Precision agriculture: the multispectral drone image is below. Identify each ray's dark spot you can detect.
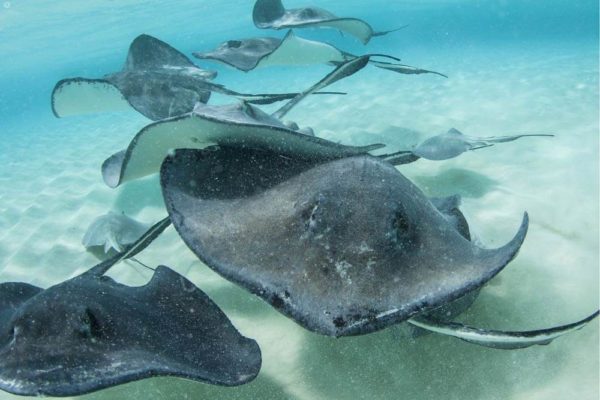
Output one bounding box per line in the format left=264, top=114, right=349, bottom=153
left=333, top=316, right=346, bottom=328
left=226, top=40, right=242, bottom=48
left=271, top=294, right=284, bottom=309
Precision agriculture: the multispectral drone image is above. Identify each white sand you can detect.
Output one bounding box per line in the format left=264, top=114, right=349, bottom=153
left=0, top=43, right=597, bottom=400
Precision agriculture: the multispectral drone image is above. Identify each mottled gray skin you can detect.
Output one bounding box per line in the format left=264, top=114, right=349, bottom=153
left=194, top=37, right=283, bottom=72
left=253, top=0, right=337, bottom=29
left=194, top=32, right=446, bottom=77
left=394, top=195, right=480, bottom=338
left=51, top=34, right=217, bottom=121
left=161, top=148, right=528, bottom=337
left=104, top=34, right=218, bottom=120
left=0, top=266, right=261, bottom=397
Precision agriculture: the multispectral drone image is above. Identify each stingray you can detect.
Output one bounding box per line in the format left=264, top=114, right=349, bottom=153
left=51, top=34, right=339, bottom=121
left=82, top=211, right=151, bottom=254
left=252, top=0, right=405, bottom=44
left=411, top=128, right=555, bottom=161
left=0, top=219, right=261, bottom=397
left=160, top=146, right=598, bottom=347
left=100, top=55, right=387, bottom=188
left=379, top=128, right=555, bottom=165
left=194, top=30, right=446, bottom=77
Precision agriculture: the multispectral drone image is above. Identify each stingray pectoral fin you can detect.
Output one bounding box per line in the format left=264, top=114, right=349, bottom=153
left=309, top=18, right=374, bottom=44
left=51, top=78, right=133, bottom=118
left=408, top=311, right=599, bottom=349
left=475, top=213, right=529, bottom=283
left=105, top=233, right=123, bottom=253
left=101, top=115, right=222, bottom=188
left=101, top=149, right=127, bottom=188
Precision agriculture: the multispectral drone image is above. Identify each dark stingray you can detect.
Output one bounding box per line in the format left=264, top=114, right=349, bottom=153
left=100, top=55, right=386, bottom=188
left=51, top=34, right=338, bottom=121
left=160, top=147, right=528, bottom=336
left=194, top=30, right=446, bottom=77
left=252, top=0, right=405, bottom=44
left=160, top=146, right=598, bottom=347
left=0, top=219, right=261, bottom=397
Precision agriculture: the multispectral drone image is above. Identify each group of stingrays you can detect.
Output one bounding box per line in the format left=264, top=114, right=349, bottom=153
left=1, top=0, right=598, bottom=397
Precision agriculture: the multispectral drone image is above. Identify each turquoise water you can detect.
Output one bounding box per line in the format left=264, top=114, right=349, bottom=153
left=0, top=1, right=598, bottom=399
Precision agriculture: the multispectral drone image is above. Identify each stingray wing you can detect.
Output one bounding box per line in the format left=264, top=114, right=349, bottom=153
left=101, top=103, right=383, bottom=188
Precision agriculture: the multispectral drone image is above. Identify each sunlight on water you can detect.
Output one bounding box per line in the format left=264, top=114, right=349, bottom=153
left=0, top=1, right=598, bottom=399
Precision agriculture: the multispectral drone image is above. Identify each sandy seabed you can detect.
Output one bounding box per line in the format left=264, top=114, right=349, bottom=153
left=0, top=42, right=598, bottom=400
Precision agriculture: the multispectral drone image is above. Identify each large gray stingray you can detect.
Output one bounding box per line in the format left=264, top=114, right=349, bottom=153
left=160, top=146, right=598, bottom=347
left=51, top=34, right=336, bottom=121
left=0, top=219, right=261, bottom=397
left=194, top=30, right=446, bottom=77
left=82, top=211, right=151, bottom=254
left=100, top=55, right=387, bottom=188
left=252, top=0, right=405, bottom=44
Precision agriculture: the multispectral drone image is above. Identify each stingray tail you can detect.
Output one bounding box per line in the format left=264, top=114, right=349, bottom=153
left=370, top=61, right=448, bottom=78
left=408, top=310, right=599, bottom=349
left=478, top=134, right=555, bottom=144
left=213, top=83, right=347, bottom=105
left=86, top=217, right=171, bottom=277
left=271, top=55, right=400, bottom=120
left=377, top=150, right=421, bottom=165
left=238, top=92, right=347, bottom=105
left=372, top=24, right=410, bottom=38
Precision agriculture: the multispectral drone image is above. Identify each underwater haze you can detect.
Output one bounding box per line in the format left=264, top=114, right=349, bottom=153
left=0, top=0, right=598, bottom=399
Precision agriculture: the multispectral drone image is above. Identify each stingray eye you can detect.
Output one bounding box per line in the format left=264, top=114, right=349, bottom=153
left=300, top=8, right=317, bottom=18
left=226, top=40, right=242, bottom=48
left=8, top=326, right=16, bottom=342
left=77, top=308, right=101, bottom=339
left=300, top=194, right=325, bottom=233
left=390, top=208, right=413, bottom=246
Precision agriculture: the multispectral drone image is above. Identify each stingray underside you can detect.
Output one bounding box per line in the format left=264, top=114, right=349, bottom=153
left=101, top=101, right=383, bottom=188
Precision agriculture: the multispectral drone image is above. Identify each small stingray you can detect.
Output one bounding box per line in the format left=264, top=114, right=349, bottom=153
left=412, top=128, right=554, bottom=161
left=252, top=0, right=405, bottom=44
left=161, top=146, right=597, bottom=347
left=101, top=56, right=386, bottom=188
left=194, top=30, right=446, bottom=77
left=51, top=34, right=338, bottom=121
left=0, top=220, right=261, bottom=397
left=82, top=211, right=151, bottom=254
